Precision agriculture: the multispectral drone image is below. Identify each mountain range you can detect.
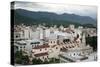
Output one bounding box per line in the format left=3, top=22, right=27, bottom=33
left=12, top=9, right=97, bottom=27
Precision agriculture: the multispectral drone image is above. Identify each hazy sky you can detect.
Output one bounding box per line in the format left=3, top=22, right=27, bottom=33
left=13, top=1, right=97, bottom=19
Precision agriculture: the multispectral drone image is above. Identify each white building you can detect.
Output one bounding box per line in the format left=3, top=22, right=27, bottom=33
left=69, top=24, right=75, bottom=30
left=14, top=24, right=96, bottom=62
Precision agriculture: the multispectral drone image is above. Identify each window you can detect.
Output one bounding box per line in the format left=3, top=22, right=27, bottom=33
left=74, top=53, right=75, bottom=56
left=16, top=35, right=19, bottom=38
left=20, top=46, right=22, bottom=48
left=51, top=41, right=52, bottom=43
left=40, top=49, right=42, bottom=51
left=54, top=41, right=55, bottom=43
left=56, top=47, right=58, bottom=49
left=47, top=56, right=48, bottom=58
left=24, top=46, right=25, bottom=48
left=30, top=42, right=34, bottom=44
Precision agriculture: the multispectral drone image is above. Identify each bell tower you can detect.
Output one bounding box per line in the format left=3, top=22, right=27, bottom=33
left=82, top=33, right=86, bottom=46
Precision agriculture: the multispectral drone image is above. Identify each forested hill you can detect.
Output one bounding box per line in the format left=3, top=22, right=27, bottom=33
left=12, top=9, right=97, bottom=28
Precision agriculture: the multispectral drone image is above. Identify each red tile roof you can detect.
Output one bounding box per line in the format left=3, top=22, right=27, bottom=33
left=60, top=47, right=67, bottom=52
left=33, top=44, right=49, bottom=49
left=34, top=52, right=48, bottom=57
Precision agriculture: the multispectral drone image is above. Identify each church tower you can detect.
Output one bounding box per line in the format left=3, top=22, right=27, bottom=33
left=82, top=33, right=86, bottom=46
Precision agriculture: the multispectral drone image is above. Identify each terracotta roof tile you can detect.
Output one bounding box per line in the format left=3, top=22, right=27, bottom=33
left=33, top=44, right=49, bottom=49
left=34, top=52, right=48, bottom=57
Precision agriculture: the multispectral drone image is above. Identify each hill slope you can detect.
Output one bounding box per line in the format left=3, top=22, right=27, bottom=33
left=12, top=9, right=97, bottom=27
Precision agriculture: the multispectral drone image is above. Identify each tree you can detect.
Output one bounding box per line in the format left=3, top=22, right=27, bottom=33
left=15, top=50, right=23, bottom=64
left=15, top=50, right=30, bottom=64
left=86, top=36, right=97, bottom=51
left=21, top=55, right=30, bottom=65
left=32, top=58, right=43, bottom=64
left=43, top=59, right=49, bottom=64
left=49, top=58, right=60, bottom=63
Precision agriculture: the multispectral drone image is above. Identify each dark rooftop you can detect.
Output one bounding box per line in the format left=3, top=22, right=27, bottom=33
left=34, top=52, right=48, bottom=57
left=33, top=44, right=49, bottom=49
